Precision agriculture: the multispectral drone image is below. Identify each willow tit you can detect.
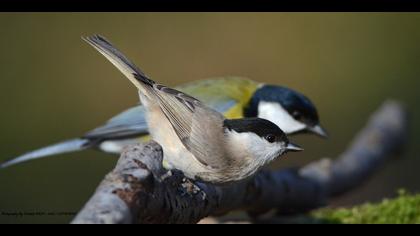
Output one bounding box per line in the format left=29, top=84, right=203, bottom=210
left=78, top=35, right=303, bottom=183
left=1, top=46, right=326, bottom=170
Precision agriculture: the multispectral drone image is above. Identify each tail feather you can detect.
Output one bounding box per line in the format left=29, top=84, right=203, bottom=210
left=82, top=35, right=155, bottom=92
left=0, top=139, right=90, bottom=169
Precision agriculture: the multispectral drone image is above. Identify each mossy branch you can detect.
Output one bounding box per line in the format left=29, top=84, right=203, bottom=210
left=247, top=190, right=420, bottom=224
left=312, top=190, right=420, bottom=224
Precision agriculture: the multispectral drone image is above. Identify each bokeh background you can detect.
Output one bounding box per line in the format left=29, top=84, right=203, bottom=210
left=0, top=13, right=419, bottom=223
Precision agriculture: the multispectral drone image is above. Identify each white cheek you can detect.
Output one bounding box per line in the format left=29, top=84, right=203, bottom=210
left=227, top=131, right=283, bottom=164
left=258, top=102, right=306, bottom=134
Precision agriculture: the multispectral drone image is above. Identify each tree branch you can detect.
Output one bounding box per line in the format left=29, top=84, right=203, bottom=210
left=71, top=100, right=408, bottom=224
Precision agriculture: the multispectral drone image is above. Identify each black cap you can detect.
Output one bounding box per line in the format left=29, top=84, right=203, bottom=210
left=224, top=118, right=288, bottom=143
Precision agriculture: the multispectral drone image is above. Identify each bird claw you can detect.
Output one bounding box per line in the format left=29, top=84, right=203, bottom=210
left=159, top=169, right=206, bottom=200
left=181, top=178, right=201, bottom=194
left=179, top=180, right=207, bottom=200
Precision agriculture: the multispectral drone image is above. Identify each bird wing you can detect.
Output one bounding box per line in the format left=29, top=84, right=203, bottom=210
left=83, top=77, right=247, bottom=141
left=83, top=98, right=237, bottom=141
left=84, top=35, right=227, bottom=168
left=83, top=106, right=149, bottom=140
left=154, top=84, right=228, bottom=168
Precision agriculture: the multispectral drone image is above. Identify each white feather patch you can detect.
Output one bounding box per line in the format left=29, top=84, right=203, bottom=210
left=258, top=101, right=306, bottom=134
left=99, top=139, right=140, bottom=154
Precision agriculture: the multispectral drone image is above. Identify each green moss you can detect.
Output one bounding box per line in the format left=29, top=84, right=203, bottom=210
left=311, top=190, right=420, bottom=224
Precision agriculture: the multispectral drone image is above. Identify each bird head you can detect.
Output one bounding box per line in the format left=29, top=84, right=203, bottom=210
left=245, top=85, right=328, bottom=138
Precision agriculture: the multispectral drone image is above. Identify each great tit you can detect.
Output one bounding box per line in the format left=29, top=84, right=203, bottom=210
left=0, top=39, right=326, bottom=170
left=82, top=35, right=303, bottom=183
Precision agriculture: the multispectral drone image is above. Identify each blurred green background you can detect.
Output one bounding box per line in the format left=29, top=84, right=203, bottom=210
left=0, top=13, right=419, bottom=224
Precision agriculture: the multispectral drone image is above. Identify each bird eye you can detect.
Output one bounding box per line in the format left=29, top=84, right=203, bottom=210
left=292, top=111, right=302, bottom=120
left=265, top=134, right=276, bottom=143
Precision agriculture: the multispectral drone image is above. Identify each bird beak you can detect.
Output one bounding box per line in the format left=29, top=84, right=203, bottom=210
left=309, top=125, right=329, bottom=138
left=286, top=142, right=304, bottom=152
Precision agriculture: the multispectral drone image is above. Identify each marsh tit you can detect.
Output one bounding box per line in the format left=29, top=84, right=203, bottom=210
left=80, top=35, right=303, bottom=183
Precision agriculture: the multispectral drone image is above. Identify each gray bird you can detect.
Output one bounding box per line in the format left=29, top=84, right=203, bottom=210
left=81, top=35, right=303, bottom=184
